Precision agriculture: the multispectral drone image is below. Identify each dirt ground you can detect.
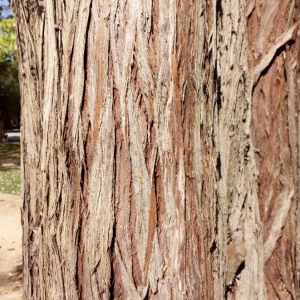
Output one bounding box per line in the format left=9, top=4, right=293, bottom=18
left=0, top=193, right=23, bottom=300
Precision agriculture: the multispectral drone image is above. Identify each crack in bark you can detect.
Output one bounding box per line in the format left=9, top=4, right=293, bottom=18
left=143, top=147, right=158, bottom=284
left=225, top=260, right=245, bottom=299
left=115, top=242, right=143, bottom=300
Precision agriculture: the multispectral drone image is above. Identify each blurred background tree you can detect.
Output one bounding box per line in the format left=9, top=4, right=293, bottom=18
left=0, top=0, right=20, bottom=129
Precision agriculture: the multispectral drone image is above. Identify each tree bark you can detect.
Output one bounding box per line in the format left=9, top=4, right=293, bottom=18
left=13, top=0, right=299, bottom=299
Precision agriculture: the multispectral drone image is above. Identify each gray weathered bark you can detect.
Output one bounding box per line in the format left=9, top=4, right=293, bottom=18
left=13, top=0, right=299, bottom=299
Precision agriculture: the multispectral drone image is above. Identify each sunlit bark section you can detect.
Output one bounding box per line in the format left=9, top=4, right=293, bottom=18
left=13, top=0, right=299, bottom=299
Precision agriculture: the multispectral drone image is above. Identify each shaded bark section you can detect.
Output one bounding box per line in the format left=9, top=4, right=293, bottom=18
left=248, top=0, right=300, bottom=298
left=13, top=0, right=299, bottom=299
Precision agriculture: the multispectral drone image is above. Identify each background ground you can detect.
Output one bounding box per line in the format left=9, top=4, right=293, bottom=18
left=0, top=142, right=20, bottom=195
left=0, top=193, right=22, bottom=300
left=0, top=137, right=22, bottom=299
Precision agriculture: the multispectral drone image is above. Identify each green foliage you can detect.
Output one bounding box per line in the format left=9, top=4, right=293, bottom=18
left=0, top=18, right=17, bottom=61
left=0, top=58, right=19, bottom=95
left=0, top=15, right=19, bottom=127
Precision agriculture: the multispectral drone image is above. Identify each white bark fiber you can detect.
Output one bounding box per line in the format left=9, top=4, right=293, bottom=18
left=13, top=0, right=300, bottom=299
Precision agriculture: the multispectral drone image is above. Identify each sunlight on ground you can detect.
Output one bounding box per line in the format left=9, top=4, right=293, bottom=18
left=0, top=169, right=21, bottom=195
left=0, top=142, right=21, bottom=195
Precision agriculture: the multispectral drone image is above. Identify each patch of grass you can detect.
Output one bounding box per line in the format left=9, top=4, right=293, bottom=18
left=0, top=142, right=21, bottom=195
left=0, top=142, right=20, bottom=160
left=0, top=169, right=21, bottom=195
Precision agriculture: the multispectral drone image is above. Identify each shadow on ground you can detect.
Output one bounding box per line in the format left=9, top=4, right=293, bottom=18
left=0, top=264, right=23, bottom=293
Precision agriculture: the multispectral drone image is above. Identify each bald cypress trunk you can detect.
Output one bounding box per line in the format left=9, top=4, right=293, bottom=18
left=13, top=0, right=300, bottom=299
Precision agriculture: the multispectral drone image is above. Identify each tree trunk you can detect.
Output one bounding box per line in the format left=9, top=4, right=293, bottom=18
left=13, top=0, right=299, bottom=299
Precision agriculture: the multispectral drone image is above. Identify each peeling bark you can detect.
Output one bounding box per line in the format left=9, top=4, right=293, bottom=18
left=12, top=0, right=300, bottom=299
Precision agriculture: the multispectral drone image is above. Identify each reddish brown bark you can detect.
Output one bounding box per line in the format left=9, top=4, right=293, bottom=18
left=248, top=1, right=300, bottom=298
left=12, top=0, right=300, bottom=299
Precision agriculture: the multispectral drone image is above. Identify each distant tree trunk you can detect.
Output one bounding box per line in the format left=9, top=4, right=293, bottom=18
left=13, top=0, right=299, bottom=299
